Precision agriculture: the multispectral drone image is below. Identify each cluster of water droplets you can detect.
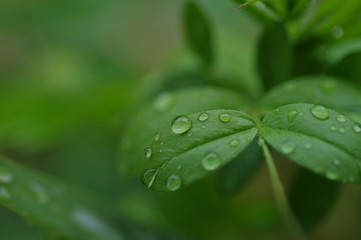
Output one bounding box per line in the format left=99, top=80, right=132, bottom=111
left=142, top=111, right=239, bottom=190
left=279, top=104, right=361, bottom=181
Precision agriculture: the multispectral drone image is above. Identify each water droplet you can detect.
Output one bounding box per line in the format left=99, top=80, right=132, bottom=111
left=154, top=134, right=160, bottom=141
left=219, top=113, right=231, bottom=123
left=304, top=143, right=312, bottom=149
left=281, top=140, right=296, bottom=154
left=288, top=110, right=298, bottom=123
left=339, top=127, right=345, bottom=133
left=202, top=152, right=221, bottom=171
left=299, top=111, right=305, bottom=116
left=0, top=168, right=13, bottom=183
left=353, top=123, right=361, bottom=133
left=330, top=125, right=337, bottom=131
left=142, top=169, right=158, bottom=188
left=336, top=114, right=347, bottom=123
left=72, top=207, right=123, bottom=239
left=30, top=182, right=48, bottom=204
left=187, top=133, right=192, bottom=137
left=198, top=112, right=209, bottom=122
left=246, top=137, right=251, bottom=143
left=331, top=26, right=344, bottom=39
left=310, top=105, right=329, bottom=120
left=285, top=83, right=295, bottom=91
left=160, top=141, right=164, bottom=145
left=230, top=139, right=240, bottom=147
left=166, top=175, right=182, bottom=191
left=171, top=116, right=192, bottom=134
left=0, top=187, right=10, bottom=200
left=257, top=138, right=265, bottom=146
left=153, top=92, right=174, bottom=112
left=333, top=159, right=340, bottom=166
left=322, top=79, right=337, bottom=92
left=201, top=125, right=206, bottom=129
left=144, top=147, right=152, bottom=159
left=326, top=170, right=338, bottom=180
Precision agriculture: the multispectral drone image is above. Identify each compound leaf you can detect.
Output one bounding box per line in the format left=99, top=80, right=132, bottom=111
left=261, top=103, right=361, bottom=183
left=119, top=87, right=247, bottom=176
left=142, top=110, right=257, bottom=191
left=262, top=76, right=361, bottom=111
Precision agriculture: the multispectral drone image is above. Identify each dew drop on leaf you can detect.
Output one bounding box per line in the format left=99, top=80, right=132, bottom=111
left=326, top=169, right=338, bottom=180
left=288, top=110, right=298, bottom=123
left=0, top=187, right=11, bottom=200
left=330, top=125, right=337, bottom=132
left=153, top=92, right=174, bottom=112
left=219, top=113, right=231, bottom=123
left=339, top=127, right=345, bottom=133
left=202, top=152, right=221, bottom=171
left=333, top=159, right=340, bottom=166
left=0, top=168, right=13, bottom=184
left=281, top=140, right=296, bottom=154
left=171, top=116, right=192, bottom=134
left=198, top=112, right=209, bottom=122
left=353, top=124, right=361, bottom=133
left=154, top=134, right=160, bottom=141
left=166, top=175, right=182, bottom=191
left=71, top=207, right=123, bottom=239
left=230, top=139, right=240, bottom=147
left=322, top=79, right=337, bottom=92
left=304, top=143, right=312, bottom=149
left=142, top=169, right=158, bottom=188
left=144, top=147, right=152, bottom=159
left=30, top=182, right=48, bottom=204
left=336, top=114, right=347, bottom=123
left=310, top=105, right=329, bottom=120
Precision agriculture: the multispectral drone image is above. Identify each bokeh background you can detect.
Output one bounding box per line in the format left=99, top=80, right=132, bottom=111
left=0, top=0, right=361, bottom=239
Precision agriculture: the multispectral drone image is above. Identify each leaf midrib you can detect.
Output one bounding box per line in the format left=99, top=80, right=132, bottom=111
left=261, top=126, right=358, bottom=160
left=156, top=126, right=258, bottom=173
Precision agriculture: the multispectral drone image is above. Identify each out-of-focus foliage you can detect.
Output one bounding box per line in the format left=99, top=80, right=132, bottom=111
left=0, top=0, right=361, bottom=240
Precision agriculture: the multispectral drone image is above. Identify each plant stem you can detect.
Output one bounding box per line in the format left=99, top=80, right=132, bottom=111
left=260, top=138, right=308, bottom=240
left=235, top=0, right=259, bottom=10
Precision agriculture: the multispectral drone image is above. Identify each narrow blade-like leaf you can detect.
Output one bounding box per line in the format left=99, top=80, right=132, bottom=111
left=257, top=22, right=292, bottom=90
left=289, top=167, right=341, bottom=232
left=261, top=103, right=361, bottom=183
left=142, top=110, right=257, bottom=191
left=183, top=1, right=213, bottom=66
left=218, top=139, right=263, bottom=196
left=0, top=156, right=123, bottom=240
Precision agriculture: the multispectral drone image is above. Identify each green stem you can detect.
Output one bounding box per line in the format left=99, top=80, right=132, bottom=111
left=235, top=0, right=259, bottom=10
left=260, top=138, right=308, bottom=240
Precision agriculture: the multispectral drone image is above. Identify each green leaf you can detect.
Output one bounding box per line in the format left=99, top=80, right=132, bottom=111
left=183, top=1, right=213, bottom=66
left=261, top=76, right=361, bottom=111
left=119, top=87, right=247, bottom=176
left=289, top=168, right=340, bottom=232
left=142, top=109, right=258, bottom=191
left=257, top=23, right=292, bottom=90
left=261, top=103, right=361, bottom=183
left=218, top=138, right=263, bottom=196
left=0, top=156, right=123, bottom=240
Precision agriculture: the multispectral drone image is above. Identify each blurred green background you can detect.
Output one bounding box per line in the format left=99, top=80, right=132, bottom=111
left=0, top=0, right=361, bottom=239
